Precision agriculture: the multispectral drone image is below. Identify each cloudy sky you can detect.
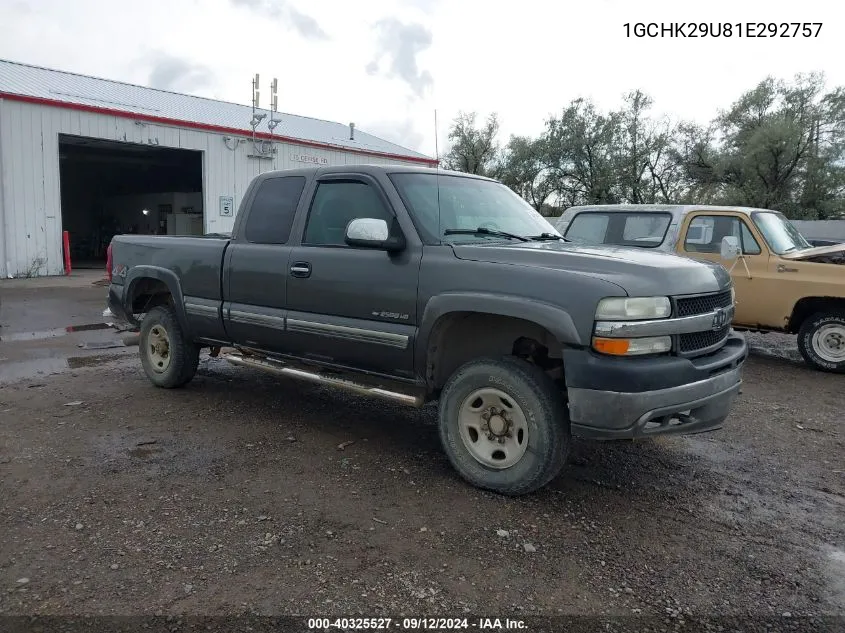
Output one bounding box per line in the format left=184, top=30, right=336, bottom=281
left=1, top=0, right=843, bottom=158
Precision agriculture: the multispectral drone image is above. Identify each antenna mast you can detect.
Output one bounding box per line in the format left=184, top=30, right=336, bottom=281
left=434, top=109, right=440, bottom=169
left=268, top=77, right=281, bottom=136
left=434, top=109, right=442, bottom=238
left=250, top=73, right=267, bottom=143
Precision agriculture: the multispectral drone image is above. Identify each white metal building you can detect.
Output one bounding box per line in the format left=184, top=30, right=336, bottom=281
left=0, top=59, right=436, bottom=278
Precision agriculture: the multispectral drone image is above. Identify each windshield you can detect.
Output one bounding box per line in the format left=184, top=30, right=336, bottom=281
left=563, top=212, right=672, bottom=248
left=389, top=172, right=559, bottom=243
left=751, top=212, right=811, bottom=254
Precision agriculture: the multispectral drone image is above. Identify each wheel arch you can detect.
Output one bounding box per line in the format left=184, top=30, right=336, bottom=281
left=787, top=296, right=845, bottom=333
left=124, top=266, right=189, bottom=334
left=416, top=293, right=581, bottom=390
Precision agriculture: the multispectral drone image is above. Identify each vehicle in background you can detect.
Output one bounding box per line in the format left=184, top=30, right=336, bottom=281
left=554, top=205, right=845, bottom=373
left=789, top=219, right=845, bottom=248
left=105, top=168, right=748, bottom=496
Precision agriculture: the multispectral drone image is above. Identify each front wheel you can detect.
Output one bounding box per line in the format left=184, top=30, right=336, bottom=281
left=438, top=357, right=570, bottom=496
left=139, top=305, right=200, bottom=388
left=797, top=311, right=845, bottom=374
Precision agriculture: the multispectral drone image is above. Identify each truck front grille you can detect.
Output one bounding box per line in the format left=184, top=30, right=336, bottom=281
left=675, top=289, right=732, bottom=317
left=673, top=289, right=733, bottom=356
left=679, top=325, right=731, bottom=354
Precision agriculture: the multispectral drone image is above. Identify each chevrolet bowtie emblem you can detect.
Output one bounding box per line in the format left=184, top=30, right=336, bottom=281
left=712, top=308, right=728, bottom=330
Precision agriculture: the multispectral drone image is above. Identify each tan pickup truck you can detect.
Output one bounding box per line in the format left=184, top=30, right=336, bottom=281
left=554, top=204, right=845, bottom=373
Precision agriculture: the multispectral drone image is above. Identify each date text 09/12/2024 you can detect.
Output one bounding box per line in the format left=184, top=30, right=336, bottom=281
left=624, top=22, right=823, bottom=38
left=307, top=618, right=526, bottom=630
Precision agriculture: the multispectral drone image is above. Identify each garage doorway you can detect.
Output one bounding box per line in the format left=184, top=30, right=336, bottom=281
left=58, top=135, right=204, bottom=269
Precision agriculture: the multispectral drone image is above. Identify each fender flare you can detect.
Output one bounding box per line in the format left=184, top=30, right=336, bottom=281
left=123, top=266, right=189, bottom=334
left=415, top=292, right=583, bottom=378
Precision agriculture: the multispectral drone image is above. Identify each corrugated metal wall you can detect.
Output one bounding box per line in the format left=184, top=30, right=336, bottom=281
left=0, top=99, right=423, bottom=277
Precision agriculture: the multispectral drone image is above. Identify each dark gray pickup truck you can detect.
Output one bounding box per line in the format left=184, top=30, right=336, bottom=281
left=106, top=165, right=748, bottom=495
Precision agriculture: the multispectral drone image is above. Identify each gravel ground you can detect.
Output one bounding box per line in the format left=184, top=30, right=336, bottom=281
left=1, top=343, right=843, bottom=627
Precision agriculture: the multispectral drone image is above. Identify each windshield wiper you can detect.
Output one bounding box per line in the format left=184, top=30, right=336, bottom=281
left=526, top=232, right=569, bottom=242
left=442, top=227, right=530, bottom=242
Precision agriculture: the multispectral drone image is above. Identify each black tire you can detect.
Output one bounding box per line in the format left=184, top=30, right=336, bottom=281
left=438, top=356, right=570, bottom=496
left=797, top=311, right=845, bottom=374
left=139, top=304, right=200, bottom=388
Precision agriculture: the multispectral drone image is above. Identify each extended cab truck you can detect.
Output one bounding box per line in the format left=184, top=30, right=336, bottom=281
left=105, top=166, right=748, bottom=496
left=555, top=204, right=845, bottom=373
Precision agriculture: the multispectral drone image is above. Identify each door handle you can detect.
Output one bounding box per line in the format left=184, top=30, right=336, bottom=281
left=777, top=264, right=798, bottom=273
left=290, top=262, right=311, bottom=278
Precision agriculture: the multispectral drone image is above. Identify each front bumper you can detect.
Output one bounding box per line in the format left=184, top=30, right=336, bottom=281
left=566, top=332, right=748, bottom=439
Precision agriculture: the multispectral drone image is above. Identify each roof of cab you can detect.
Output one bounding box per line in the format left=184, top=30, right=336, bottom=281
left=254, top=164, right=499, bottom=181
left=560, top=204, right=777, bottom=218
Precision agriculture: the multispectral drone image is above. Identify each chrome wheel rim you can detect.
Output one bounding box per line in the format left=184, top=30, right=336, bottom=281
left=457, top=387, right=529, bottom=469
left=146, top=324, right=172, bottom=373
left=812, top=323, right=845, bottom=363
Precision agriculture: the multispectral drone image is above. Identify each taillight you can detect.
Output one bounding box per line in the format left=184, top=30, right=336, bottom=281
left=106, top=243, right=113, bottom=282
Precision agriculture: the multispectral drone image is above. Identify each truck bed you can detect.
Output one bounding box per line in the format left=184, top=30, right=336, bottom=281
left=111, top=234, right=230, bottom=302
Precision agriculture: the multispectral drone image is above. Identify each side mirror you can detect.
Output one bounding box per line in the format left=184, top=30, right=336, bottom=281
left=345, top=217, right=405, bottom=252
left=720, top=236, right=741, bottom=260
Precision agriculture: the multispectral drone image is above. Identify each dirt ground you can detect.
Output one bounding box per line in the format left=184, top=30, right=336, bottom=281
left=0, top=276, right=843, bottom=629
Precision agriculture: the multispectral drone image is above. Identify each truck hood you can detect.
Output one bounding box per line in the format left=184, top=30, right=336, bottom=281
left=780, top=243, right=845, bottom=262
left=451, top=241, right=731, bottom=296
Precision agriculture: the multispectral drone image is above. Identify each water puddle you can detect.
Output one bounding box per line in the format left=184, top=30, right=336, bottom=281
left=824, top=547, right=845, bottom=610
left=0, top=322, right=111, bottom=343
left=0, top=353, right=132, bottom=384
left=0, top=357, right=69, bottom=383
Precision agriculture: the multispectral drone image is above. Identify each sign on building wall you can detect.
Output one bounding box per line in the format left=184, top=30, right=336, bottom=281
left=219, top=196, right=234, bottom=217
left=291, top=153, right=329, bottom=165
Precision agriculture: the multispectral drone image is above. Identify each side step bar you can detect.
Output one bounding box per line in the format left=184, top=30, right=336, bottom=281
left=221, top=353, right=425, bottom=408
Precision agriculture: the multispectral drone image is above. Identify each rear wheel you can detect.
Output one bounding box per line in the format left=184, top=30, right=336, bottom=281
left=797, top=311, right=845, bottom=374
left=438, top=356, right=570, bottom=496
left=139, top=305, right=200, bottom=388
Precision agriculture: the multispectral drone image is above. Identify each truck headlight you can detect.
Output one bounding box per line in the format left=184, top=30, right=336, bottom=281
left=592, top=335, right=672, bottom=356
left=595, top=296, right=671, bottom=321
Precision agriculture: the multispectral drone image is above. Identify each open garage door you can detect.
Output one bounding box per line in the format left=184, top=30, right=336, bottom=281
left=58, top=135, right=203, bottom=269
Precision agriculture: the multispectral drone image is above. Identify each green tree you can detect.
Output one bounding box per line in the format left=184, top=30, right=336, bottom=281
left=714, top=73, right=845, bottom=218
left=497, top=135, right=555, bottom=212
left=613, top=89, right=680, bottom=204
left=442, top=111, right=501, bottom=177
left=544, top=98, right=618, bottom=206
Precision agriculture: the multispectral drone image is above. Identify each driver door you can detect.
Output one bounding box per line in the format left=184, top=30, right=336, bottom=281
left=677, top=212, right=779, bottom=328
left=284, top=175, right=421, bottom=379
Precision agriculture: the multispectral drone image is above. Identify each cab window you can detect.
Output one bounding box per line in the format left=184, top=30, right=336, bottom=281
left=684, top=215, right=761, bottom=255
left=564, top=212, right=671, bottom=247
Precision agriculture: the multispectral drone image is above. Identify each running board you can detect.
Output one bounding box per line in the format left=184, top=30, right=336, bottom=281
left=221, top=353, right=425, bottom=408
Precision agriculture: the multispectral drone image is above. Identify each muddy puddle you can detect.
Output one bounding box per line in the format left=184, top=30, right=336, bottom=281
left=0, top=322, right=111, bottom=342
left=0, top=352, right=133, bottom=384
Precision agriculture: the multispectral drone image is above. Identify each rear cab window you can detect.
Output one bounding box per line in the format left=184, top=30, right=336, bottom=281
left=243, top=176, right=307, bottom=244
left=564, top=212, right=672, bottom=248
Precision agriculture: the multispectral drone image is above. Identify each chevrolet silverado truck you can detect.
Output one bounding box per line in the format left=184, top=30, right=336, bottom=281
left=105, top=166, right=748, bottom=495
left=555, top=204, right=845, bottom=373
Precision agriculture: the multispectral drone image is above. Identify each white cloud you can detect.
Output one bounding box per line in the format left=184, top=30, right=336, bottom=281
left=366, top=18, right=434, bottom=99
left=146, top=53, right=216, bottom=92
left=229, top=0, right=329, bottom=40
left=0, top=0, right=842, bottom=158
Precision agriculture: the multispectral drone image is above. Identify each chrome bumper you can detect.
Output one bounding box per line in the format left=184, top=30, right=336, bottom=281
left=594, top=303, right=735, bottom=338
left=568, top=364, right=743, bottom=440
